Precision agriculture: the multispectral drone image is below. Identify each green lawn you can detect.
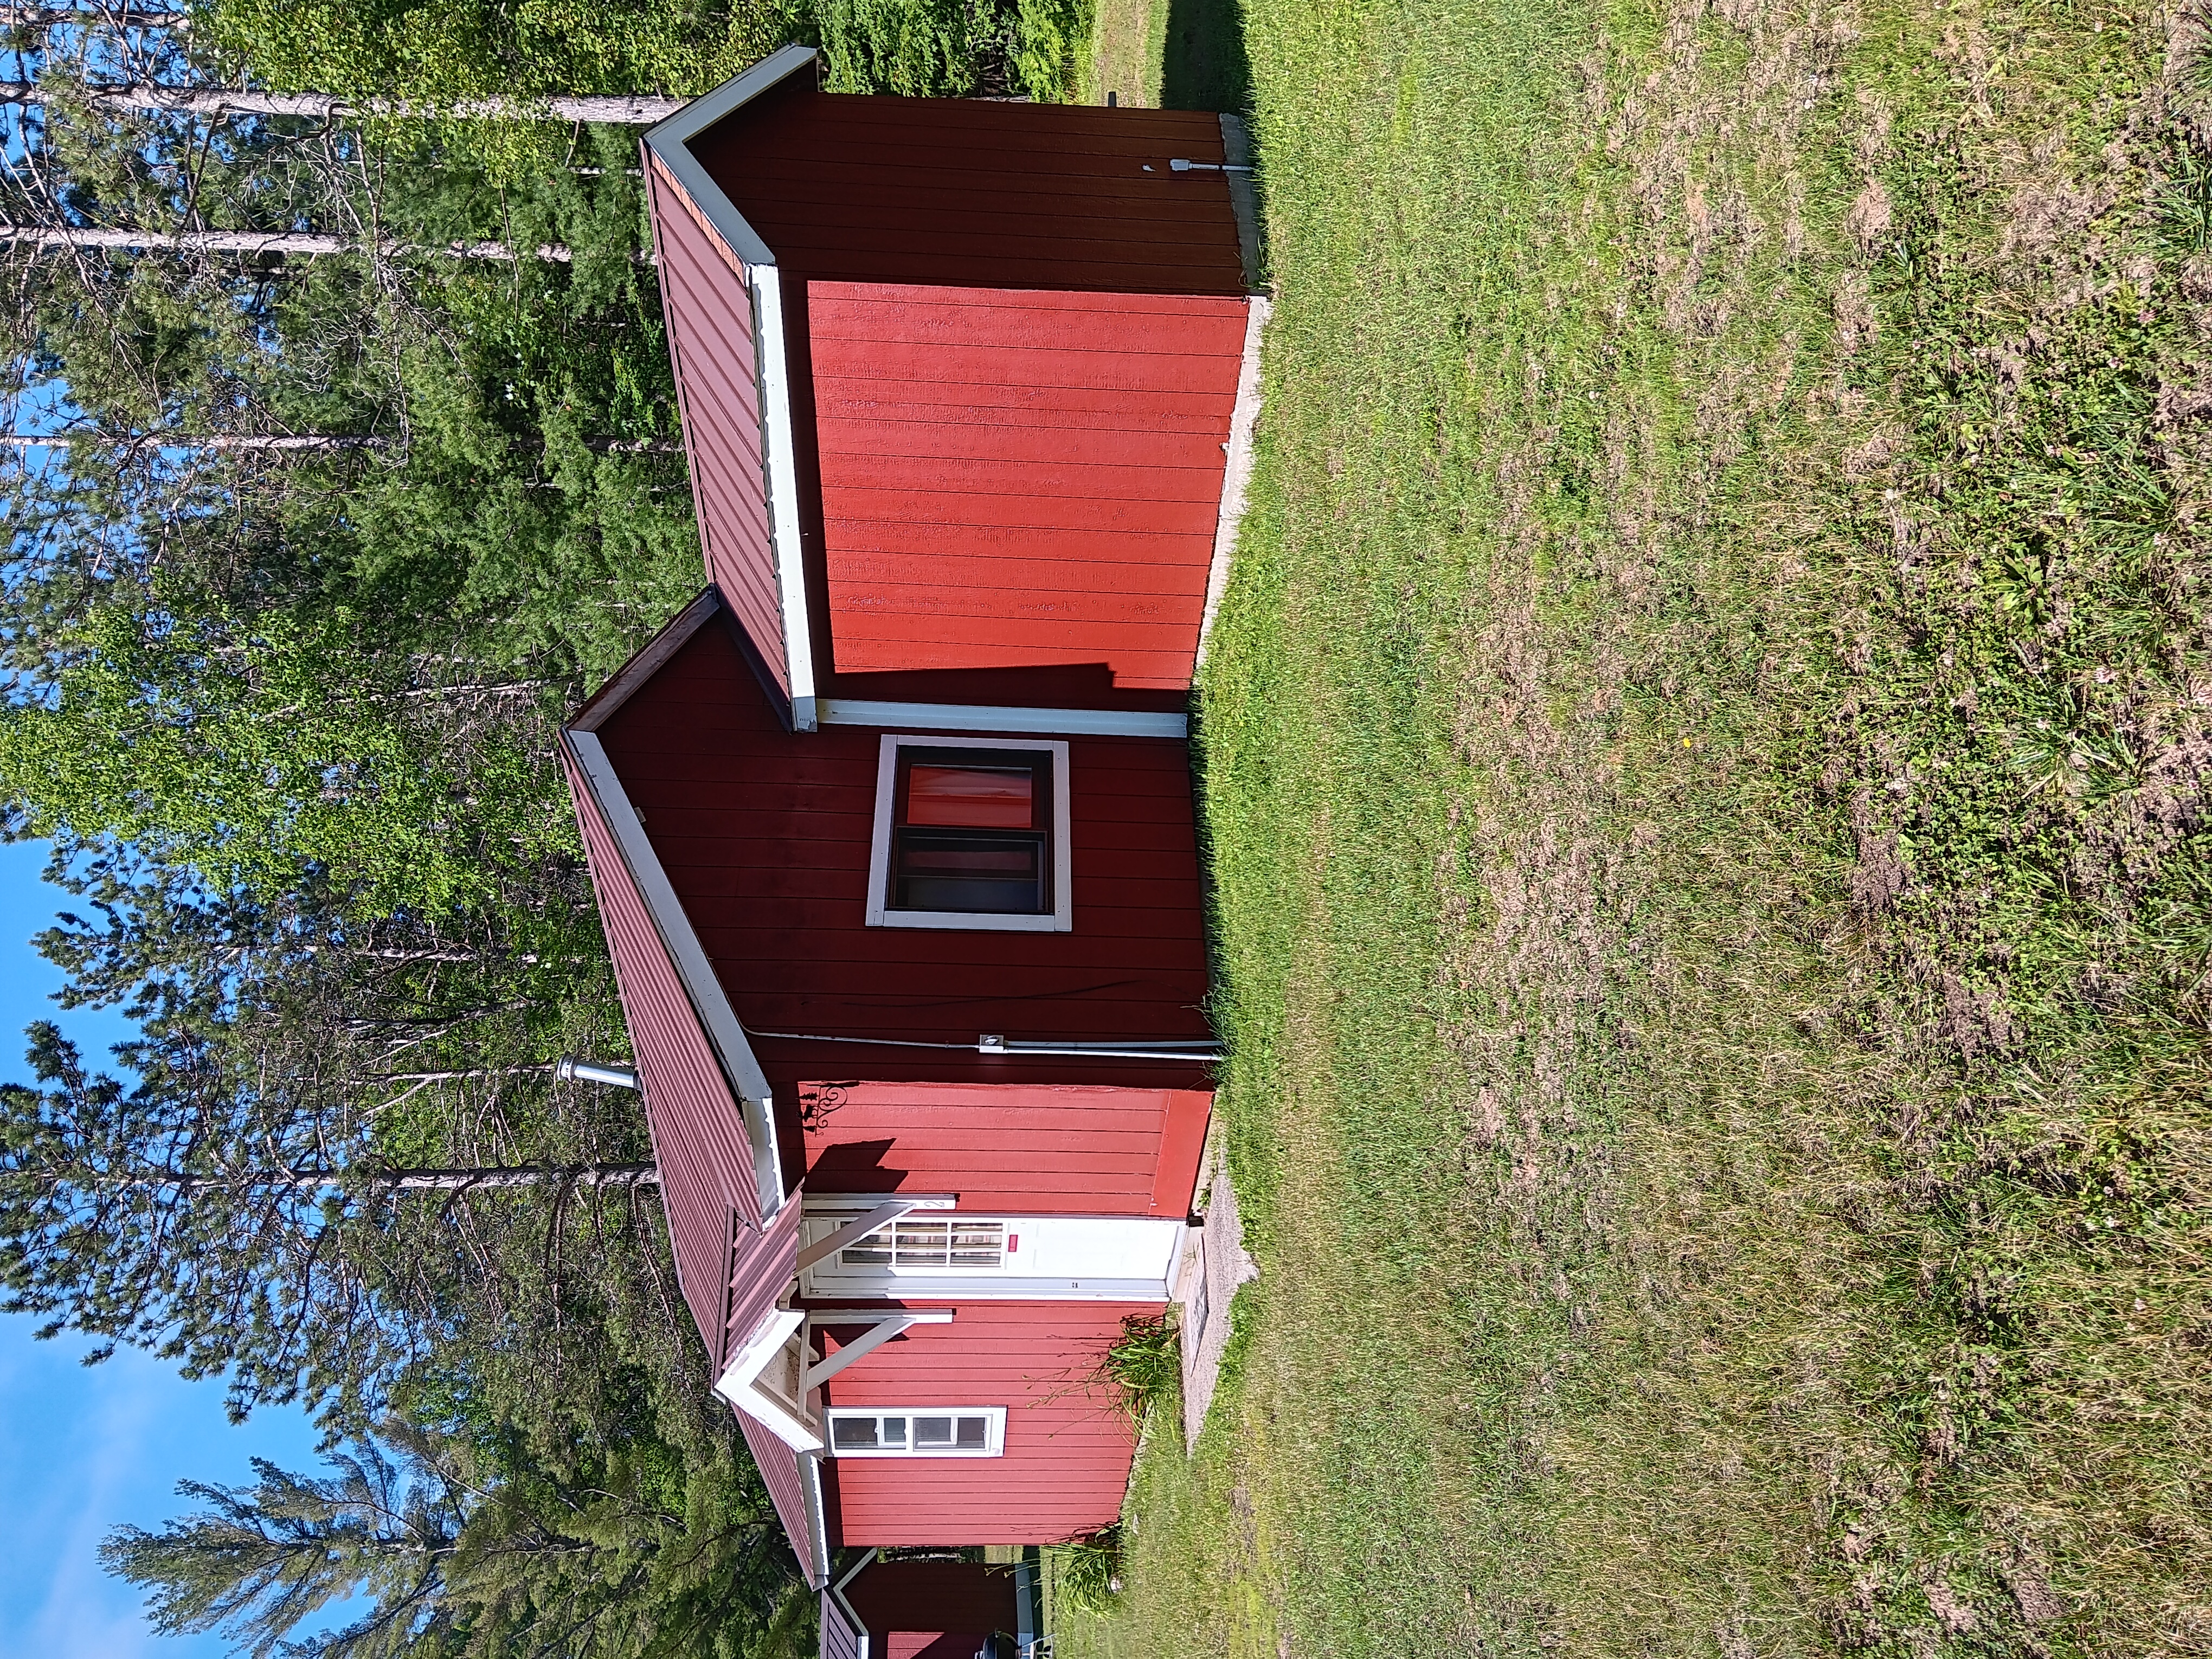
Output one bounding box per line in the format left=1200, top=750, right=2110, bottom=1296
left=1057, top=0, right=2212, bottom=1654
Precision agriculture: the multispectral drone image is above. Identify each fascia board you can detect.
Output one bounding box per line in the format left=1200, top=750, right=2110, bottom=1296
left=801, top=1452, right=833, bottom=1590
left=563, top=728, right=786, bottom=1218
left=639, top=45, right=816, bottom=270
left=831, top=1546, right=878, bottom=1599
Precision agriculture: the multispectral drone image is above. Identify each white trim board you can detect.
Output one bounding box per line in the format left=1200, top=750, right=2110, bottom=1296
left=750, top=265, right=819, bottom=731
left=1197, top=294, right=1271, bottom=671
left=818, top=699, right=1187, bottom=739
left=800, top=1451, right=833, bottom=1590
left=565, top=730, right=785, bottom=1217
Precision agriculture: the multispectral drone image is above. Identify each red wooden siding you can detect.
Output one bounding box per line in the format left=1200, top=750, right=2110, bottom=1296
left=801, top=1083, right=1210, bottom=1217
left=561, top=738, right=761, bottom=1352
left=821, top=1303, right=1147, bottom=1542
left=648, top=156, right=787, bottom=693
left=588, top=599, right=1215, bottom=1161
left=809, top=283, right=1248, bottom=689
left=688, top=80, right=1244, bottom=294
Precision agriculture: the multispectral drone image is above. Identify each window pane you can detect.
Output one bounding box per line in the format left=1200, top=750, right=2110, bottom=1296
left=955, top=1416, right=988, bottom=1449
left=892, top=831, right=1045, bottom=915
left=832, top=1417, right=879, bottom=1449
left=881, top=1417, right=906, bottom=1446
left=842, top=1218, right=1007, bottom=1271
left=914, top=1416, right=954, bottom=1446
left=906, top=764, right=1035, bottom=829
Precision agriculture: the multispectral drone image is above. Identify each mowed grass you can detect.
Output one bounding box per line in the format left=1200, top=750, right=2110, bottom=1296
left=1054, top=0, right=2212, bottom=1655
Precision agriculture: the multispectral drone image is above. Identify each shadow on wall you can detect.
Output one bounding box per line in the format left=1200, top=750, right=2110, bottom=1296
left=1159, top=0, right=1251, bottom=113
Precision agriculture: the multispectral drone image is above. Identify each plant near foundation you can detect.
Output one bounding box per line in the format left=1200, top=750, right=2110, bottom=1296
left=1090, top=1313, right=1179, bottom=1424
left=1047, top=1527, right=1123, bottom=1615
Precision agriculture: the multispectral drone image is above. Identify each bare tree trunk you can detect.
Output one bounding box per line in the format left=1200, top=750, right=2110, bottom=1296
left=123, top=1162, right=658, bottom=1193
left=0, top=222, right=576, bottom=260
left=0, top=430, right=382, bottom=449
left=0, top=81, right=687, bottom=123
left=0, top=6, right=188, bottom=24
left=344, top=1164, right=661, bottom=1191
left=1, top=432, right=678, bottom=452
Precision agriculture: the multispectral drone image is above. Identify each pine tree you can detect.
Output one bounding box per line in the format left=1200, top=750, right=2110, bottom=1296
left=102, top=1421, right=814, bottom=1659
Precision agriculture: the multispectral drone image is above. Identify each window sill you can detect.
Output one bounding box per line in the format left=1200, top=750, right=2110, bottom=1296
left=867, top=909, right=1072, bottom=933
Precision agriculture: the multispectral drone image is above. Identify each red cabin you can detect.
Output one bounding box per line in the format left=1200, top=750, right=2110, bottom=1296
left=560, top=46, right=1263, bottom=1596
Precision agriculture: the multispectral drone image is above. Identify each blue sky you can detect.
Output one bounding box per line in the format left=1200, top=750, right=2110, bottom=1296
left=0, top=839, right=338, bottom=1659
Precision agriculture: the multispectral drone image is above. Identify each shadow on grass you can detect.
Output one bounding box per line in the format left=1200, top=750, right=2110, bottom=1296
left=1159, top=0, right=1250, bottom=112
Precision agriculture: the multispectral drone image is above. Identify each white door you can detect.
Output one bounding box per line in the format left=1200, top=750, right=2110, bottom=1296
left=799, top=1208, right=1183, bottom=1301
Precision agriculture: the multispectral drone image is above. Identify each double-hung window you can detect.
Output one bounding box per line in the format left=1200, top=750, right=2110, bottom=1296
left=865, top=735, right=1071, bottom=931
left=826, top=1406, right=1006, bottom=1458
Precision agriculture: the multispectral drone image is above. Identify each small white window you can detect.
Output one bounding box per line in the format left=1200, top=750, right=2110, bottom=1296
left=826, top=1406, right=1006, bottom=1458
left=864, top=735, right=1072, bottom=932
left=839, top=1217, right=1007, bottom=1270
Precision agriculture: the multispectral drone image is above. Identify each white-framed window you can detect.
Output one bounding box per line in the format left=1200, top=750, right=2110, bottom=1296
left=837, top=1216, right=1008, bottom=1270
left=826, top=1406, right=1007, bottom=1458
left=864, top=735, right=1072, bottom=932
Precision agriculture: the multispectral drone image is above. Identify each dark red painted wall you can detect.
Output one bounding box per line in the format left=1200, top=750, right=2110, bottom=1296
left=810, top=282, right=1247, bottom=689
left=842, top=1560, right=1017, bottom=1644
left=648, top=156, right=787, bottom=695
left=801, top=1082, right=1210, bottom=1218
left=590, top=607, right=1215, bottom=1182
left=689, top=82, right=1244, bottom=295
left=820, top=1303, right=1147, bottom=1544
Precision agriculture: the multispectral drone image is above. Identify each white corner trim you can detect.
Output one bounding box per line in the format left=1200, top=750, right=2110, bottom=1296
left=818, top=700, right=1187, bottom=740
left=567, top=730, right=786, bottom=1217
left=802, top=1192, right=960, bottom=1212
left=1197, top=295, right=1272, bottom=671
left=788, top=1276, right=1173, bottom=1302
left=863, top=735, right=1071, bottom=933
left=805, top=1309, right=957, bottom=1329
left=750, top=266, right=819, bottom=731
